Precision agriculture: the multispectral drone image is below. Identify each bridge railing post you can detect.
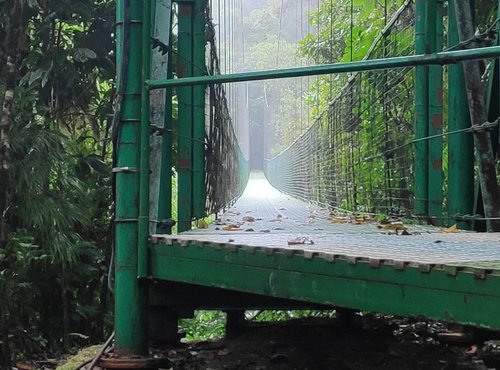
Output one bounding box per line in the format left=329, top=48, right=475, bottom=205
left=192, top=0, right=208, bottom=220
left=177, top=2, right=194, bottom=232
left=427, top=0, right=444, bottom=223
left=414, top=0, right=430, bottom=218
left=156, top=1, right=174, bottom=235
left=114, top=0, right=149, bottom=355
left=447, top=0, right=474, bottom=229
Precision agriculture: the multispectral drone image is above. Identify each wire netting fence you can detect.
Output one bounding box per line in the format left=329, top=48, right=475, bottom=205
left=204, top=5, right=249, bottom=215
left=265, top=2, right=416, bottom=216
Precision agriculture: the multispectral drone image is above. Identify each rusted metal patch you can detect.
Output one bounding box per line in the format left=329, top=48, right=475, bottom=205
left=100, top=356, right=170, bottom=369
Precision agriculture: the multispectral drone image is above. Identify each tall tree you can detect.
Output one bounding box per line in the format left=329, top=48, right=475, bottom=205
left=1, top=1, right=26, bottom=366
left=0, top=0, right=115, bottom=366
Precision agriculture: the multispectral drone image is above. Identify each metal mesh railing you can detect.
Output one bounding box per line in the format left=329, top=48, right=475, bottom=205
left=265, top=2, right=416, bottom=216
left=204, top=7, right=249, bottom=215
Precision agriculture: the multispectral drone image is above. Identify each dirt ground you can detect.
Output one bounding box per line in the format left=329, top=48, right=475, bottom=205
left=155, top=315, right=500, bottom=370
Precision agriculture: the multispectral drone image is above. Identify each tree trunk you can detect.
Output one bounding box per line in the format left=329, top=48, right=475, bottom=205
left=454, top=0, right=500, bottom=231
left=0, top=2, right=25, bottom=367
left=60, top=267, right=70, bottom=351
left=0, top=306, right=11, bottom=370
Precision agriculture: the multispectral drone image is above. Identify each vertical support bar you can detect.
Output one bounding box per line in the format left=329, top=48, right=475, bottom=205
left=428, top=0, right=443, bottom=222
left=454, top=0, right=500, bottom=231
left=414, top=0, right=429, bottom=217
left=447, top=0, right=474, bottom=229
left=114, top=0, right=148, bottom=355
left=486, top=3, right=500, bottom=159
left=157, top=6, right=174, bottom=234
left=138, top=0, right=152, bottom=278
left=177, top=3, right=194, bottom=232
left=192, top=0, right=207, bottom=219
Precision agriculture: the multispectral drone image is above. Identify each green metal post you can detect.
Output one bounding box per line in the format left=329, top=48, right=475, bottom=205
left=486, top=3, right=500, bottom=160
left=454, top=0, right=500, bottom=231
left=157, top=23, right=174, bottom=235
left=448, top=0, right=474, bottom=229
left=138, top=0, right=152, bottom=278
left=414, top=0, right=429, bottom=217
left=192, top=0, right=207, bottom=219
left=427, top=0, right=443, bottom=222
left=114, top=0, right=148, bottom=355
left=177, top=3, right=194, bottom=232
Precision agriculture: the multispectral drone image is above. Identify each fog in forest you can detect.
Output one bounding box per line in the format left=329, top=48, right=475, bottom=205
left=212, top=0, right=316, bottom=169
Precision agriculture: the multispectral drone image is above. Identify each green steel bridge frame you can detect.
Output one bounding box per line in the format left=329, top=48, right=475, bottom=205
left=113, top=0, right=500, bottom=357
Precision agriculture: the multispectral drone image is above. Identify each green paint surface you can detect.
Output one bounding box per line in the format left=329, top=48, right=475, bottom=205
left=150, top=241, right=500, bottom=330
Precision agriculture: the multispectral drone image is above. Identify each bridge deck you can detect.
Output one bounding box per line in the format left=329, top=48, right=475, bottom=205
left=150, top=172, right=500, bottom=329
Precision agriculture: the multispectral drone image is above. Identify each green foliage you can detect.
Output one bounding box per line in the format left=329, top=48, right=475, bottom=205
left=265, top=1, right=418, bottom=215
left=178, top=310, right=337, bottom=343
left=0, top=0, right=115, bottom=365
left=180, top=311, right=226, bottom=342
left=248, top=310, right=336, bottom=322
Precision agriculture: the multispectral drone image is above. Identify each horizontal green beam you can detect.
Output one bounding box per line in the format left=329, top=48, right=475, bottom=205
left=147, top=46, right=500, bottom=88
left=150, top=242, right=500, bottom=330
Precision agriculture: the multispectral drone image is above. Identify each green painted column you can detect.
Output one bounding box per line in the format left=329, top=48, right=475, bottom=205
left=156, top=68, right=173, bottom=234
left=177, top=3, right=194, bottom=232
left=192, top=0, right=207, bottom=219
left=157, top=29, right=174, bottom=235
left=114, top=0, right=148, bottom=355
left=427, top=0, right=444, bottom=222
left=414, top=0, right=429, bottom=217
left=138, top=0, right=152, bottom=278
left=447, top=0, right=474, bottom=229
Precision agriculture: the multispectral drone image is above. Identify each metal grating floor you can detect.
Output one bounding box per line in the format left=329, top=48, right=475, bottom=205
left=154, top=172, right=500, bottom=267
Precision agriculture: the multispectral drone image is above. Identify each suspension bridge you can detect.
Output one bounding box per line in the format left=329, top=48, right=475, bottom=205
left=111, top=0, right=500, bottom=361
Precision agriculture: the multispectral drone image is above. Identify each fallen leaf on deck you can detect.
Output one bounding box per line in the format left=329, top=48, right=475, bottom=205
left=242, top=215, right=256, bottom=222
left=223, top=224, right=240, bottom=231
left=287, top=237, right=314, bottom=246
left=331, top=216, right=349, bottom=224
left=377, top=223, right=407, bottom=233
left=197, top=219, right=208, bottom=229
left=440, top=224, right=457, bottom=233
left=377, top=223, right=410, bottom=235
left=353, top=216, right=367, bottom=224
